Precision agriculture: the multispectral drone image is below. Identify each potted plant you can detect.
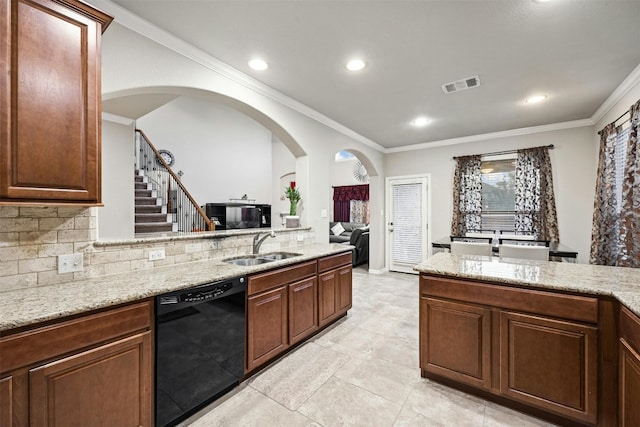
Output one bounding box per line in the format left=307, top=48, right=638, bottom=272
left=284, top=182, right=301, bottom=227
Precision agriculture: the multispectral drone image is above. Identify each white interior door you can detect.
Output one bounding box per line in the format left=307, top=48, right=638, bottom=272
left=387, top=175, right=429, bottom=273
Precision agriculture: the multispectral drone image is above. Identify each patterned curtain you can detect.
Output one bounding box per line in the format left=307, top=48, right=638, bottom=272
left=514, top=146, right=559, bottom=242
left=618, top=100, right=640, bottom=267
left=590, top=123, right=620, bottom=265
left=451, top=155, right=482, bottom=236
left=350, top=200, right=370, bottom=223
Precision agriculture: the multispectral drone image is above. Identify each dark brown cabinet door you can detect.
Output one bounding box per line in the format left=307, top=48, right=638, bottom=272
left=499, top=311, right=598, bottom=425
left=318, top=270, right=338, bottom=327
left=29, top=331, right=152, bottom=427
left=620, top=338, right=640, bottom=426
left=0, top=0, right=111, bottom=204
left=0, top=375, right=12, bottom=427
left=337, top=265, right=352, bottom=313
left=288, top=277, right=318, bottom=345
left=420, top=297, right=492, bottom=389
left=247, top=285, right=288, bottom=372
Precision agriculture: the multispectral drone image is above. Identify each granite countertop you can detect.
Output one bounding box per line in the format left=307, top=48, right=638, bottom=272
left=0, top=243, right=351, bottom=332
left=414, top=252, right=640, bottom=317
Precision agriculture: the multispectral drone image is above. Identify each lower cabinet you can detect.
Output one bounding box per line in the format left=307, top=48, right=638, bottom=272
left=420, top=297, right=491, bottom=389
left=246, top=261, right=318, bottom=372
left=420, top=275, right=599, bottom=426
left=246, top=252, right=353, bottom=373
left=0, top=300, right=153, bottom=427
left=620, top=306, right=640, bottom=426
left=318, top=253, right=353, bottom=327
left=499, top=311, right=597, bottom=424
left=247, top=285, right=289, bottom=371
left=289, top=277, right=319, bottom=345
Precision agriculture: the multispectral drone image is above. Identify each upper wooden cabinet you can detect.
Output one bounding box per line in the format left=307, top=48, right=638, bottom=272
left=0, top=0, right=112, bottom=205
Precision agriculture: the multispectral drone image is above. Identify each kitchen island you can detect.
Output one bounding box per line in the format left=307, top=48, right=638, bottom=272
left=415, top=252, right=640, bottom=427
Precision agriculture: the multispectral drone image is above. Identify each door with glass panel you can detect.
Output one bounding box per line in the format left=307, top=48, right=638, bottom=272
left=387, top=176, right=429, bottom=273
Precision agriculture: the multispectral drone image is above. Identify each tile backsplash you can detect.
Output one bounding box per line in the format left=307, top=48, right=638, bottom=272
left=0, top=206, right=314, bottom=292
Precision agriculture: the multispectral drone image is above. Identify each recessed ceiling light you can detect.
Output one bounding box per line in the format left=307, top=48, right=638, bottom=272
left=524, top=95, right=547, bottom=104
left=346, top=59, right=366, bottom=71
left=248, top=59, right=268, bottom=71
left=411, top=116, right=430, bottom=127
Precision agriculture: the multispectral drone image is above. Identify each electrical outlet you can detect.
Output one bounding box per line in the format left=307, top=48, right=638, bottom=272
left=58, top=253, right=83, bottom=273
left=149, top=249, right=166, bottom=261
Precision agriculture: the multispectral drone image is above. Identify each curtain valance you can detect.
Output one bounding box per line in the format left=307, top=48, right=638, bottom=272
left=333, top=185, right=369, bottom=202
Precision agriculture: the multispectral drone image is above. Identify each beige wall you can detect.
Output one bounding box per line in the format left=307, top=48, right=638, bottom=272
left=99, top=120, right=136, bottom=239
left=384, top=125, right=597, bottom=263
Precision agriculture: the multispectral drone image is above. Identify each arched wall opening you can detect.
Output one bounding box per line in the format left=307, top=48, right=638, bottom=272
left=329, top=148, right=381, bottom=271
left=99, top=86, right=309, bottom=238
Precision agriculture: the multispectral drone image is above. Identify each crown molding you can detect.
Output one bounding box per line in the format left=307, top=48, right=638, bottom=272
left=384, top=119, right=594, bottom=154
left=590, top=63, right=640, bottom=124
left=102, top=112, right=135, bottom=125
left=86, top=0, right=386, bottom=153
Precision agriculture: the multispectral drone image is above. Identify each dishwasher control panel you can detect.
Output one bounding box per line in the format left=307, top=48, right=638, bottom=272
left=158, top=277, right=246, bottom=305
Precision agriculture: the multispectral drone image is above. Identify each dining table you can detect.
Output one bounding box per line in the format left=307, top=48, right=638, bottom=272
left=431, top=236, right=578, bottom=261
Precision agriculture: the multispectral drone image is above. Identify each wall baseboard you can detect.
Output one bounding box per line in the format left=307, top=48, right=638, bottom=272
left=367, top=267, right=388, bottom=274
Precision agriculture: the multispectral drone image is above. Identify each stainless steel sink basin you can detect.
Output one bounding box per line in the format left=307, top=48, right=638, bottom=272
left=225, top=257, right=272, bottom=266
left=223, top=252, right=302, bottom=266
left=258, top=252, right=302, bottom=261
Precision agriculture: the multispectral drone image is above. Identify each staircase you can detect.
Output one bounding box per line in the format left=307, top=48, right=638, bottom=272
left=134, top=172, right=175, bottom=234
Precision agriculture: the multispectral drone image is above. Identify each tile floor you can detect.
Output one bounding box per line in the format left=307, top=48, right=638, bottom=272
left=179, top=267, right=556, bottom=426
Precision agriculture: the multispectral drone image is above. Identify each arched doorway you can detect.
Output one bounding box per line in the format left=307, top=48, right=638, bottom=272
left=330, top=149, right=379, bottom=269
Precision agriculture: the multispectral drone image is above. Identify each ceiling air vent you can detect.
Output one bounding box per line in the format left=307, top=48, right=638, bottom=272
left=442, top=75, right=480, bottom=94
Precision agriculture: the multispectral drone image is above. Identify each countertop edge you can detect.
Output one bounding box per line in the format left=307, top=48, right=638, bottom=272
left=414, top=253, right=640, bottom=318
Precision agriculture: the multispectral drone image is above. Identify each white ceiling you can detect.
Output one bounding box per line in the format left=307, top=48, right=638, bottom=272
left=104, top=0, right=640, bottom=150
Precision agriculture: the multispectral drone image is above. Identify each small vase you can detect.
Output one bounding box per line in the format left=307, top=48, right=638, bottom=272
left=285, top=215, right=300, bottom=228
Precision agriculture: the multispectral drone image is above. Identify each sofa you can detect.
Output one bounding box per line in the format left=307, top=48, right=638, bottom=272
left=329, top=222, right=369, bottom=266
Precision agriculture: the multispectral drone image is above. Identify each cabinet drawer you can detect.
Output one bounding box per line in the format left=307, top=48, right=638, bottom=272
left=621, top=306, right=640, bottom=354
left=421, top=275, right=598, bottom=324
left=0, top=300, right=152, bottom=373
left=248, top=261, right=317, bottom=296
left=318, top=252, right=352, bottom=273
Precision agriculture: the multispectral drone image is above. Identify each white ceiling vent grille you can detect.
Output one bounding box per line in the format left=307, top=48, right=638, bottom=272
left=442, top=75, right=481, bottom=94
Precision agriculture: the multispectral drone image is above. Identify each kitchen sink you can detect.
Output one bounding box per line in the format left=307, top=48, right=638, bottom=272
left=258, top=252, right=302, bottom=260
left=225, top=257, right=272, bottom=266
left=223, top=252, right=302, bottom=266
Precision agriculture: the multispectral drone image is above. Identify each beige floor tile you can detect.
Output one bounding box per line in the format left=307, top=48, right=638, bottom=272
left=334, top=356, right=419, bottom=405
left=394, top=379, right=487, bottom=427
left=247, top=342, right=350, bottom=410
left=483, top=401, right=558, bottom=427
left=369, top=334, right=419, bottom=369
left=184, top=386, right=318, bottom=427
left=298, top=376, right=402, bottom=427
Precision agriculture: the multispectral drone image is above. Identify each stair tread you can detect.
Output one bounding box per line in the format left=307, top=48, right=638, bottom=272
left=134, top=170, right=172, bottom=234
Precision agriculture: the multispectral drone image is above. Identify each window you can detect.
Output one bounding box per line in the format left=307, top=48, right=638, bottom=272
left=480, top=156, right=516, bottom=231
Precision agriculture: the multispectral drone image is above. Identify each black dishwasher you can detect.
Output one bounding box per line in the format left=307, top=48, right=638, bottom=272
left=155, top=276, right=246, bottom=427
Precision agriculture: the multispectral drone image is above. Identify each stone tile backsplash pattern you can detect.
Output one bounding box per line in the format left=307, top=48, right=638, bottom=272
left=0, top=207, right=314, bottom=292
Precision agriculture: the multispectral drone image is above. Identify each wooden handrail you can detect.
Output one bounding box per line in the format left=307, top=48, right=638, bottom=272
left=136, top=129, right=214, bottom=231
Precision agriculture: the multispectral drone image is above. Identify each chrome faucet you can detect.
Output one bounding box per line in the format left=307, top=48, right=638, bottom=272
left=253, top=231, right=276, bottom=254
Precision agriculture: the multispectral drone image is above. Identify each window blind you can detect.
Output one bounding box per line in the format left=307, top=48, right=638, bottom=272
left=392, top=183, right=422, bottom=265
